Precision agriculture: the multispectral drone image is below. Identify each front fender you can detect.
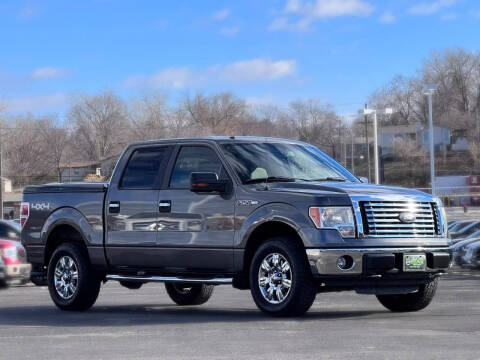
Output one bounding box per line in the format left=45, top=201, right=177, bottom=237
left=235, top=202, right=312, bottom=249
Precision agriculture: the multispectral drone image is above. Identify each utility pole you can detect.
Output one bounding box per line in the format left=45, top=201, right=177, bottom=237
left=424, top=85, right=437, bottom=195
left=351, top=134, right=355, bottom=174
left=364, top=103, right=371, bottom=182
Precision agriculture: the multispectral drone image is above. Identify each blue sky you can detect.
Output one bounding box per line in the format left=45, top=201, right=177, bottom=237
left=1, top=0, right=480, bottom=119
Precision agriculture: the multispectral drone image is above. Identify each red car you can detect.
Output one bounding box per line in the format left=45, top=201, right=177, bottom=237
left=0, top=220, right=31, bottom=288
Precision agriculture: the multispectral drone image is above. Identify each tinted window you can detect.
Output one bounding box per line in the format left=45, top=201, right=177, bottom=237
left=120, top=147, right=167, bottom=188
left=170, top=146, right=223, bottom=188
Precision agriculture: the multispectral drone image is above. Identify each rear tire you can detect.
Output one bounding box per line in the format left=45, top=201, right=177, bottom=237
left=47, top=243, right=101, bottom=311
left=165, top=283, right=214, bottom=305
left=376, top=278, right=438, bottom=312
left=0, top=279, right=7, bottom=289
left=119, top=281, right=143, bottom=290
left=249, top=237, right=316, bottom=317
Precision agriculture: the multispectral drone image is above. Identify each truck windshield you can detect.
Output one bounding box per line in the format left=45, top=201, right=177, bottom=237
left=221, top=142, right=358, bottom=184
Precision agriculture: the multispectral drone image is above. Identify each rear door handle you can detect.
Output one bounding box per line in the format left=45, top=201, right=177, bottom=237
left=159, top=200, right=171, bottom=213
left=109, top=201, right=120, bottom=213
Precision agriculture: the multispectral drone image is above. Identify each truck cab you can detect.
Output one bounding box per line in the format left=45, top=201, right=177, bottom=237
left=22, top=137, right=451, bottom=316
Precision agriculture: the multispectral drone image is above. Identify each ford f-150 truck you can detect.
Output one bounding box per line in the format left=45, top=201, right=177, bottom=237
left=21, top=137, right=451, bottom=316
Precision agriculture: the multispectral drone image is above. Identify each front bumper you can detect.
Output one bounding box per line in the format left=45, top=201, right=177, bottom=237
left=306, top=247, right=452, bottom=276
left=4, top=263, right=32, bottom=280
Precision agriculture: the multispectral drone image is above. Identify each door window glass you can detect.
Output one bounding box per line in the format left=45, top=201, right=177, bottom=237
left=120, top=147, right=167, bottom=188
left=170, top=146, right=223, bottom=188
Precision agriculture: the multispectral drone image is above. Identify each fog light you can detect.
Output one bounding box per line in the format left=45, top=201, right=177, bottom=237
left=336, top=256, right=354, bottom=270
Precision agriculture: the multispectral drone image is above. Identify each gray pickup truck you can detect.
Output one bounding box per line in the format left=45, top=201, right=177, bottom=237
left=21, top=137, right=451, bottom=316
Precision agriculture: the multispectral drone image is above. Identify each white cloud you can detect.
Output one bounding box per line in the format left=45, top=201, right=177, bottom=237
left=379, top=11, right=395, bottom=24
left=124, top=67, right=201, bottom=89
left=220, top=26, right=240, bottom=37
left=30, top=67, right=70, bottom=80
left=270, top=0, right=374, bottom=32
left=408, top=0, right=459, bottom=15
left=268, top=17, right=313, bottom=32
left=285, top=0, right=374, bottom=18
left=4, top=92, right=70, bottom=112
left=123, top=58, right=297, bottom=89
left=441, top=13, right=458, bottom=20
left=212, top=9, right=230, bottom=21
left=219, top=59, right=296, bottom=82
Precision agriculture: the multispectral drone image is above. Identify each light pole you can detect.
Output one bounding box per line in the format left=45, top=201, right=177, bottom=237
left=363, top=107, right=393, bottom=185
left=423, top=84, right=437, bottom=195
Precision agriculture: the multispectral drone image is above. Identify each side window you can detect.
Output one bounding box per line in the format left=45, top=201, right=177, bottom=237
left=120, top=147, right=167, bottom=189
left=170, top=146, right=224, bottom=189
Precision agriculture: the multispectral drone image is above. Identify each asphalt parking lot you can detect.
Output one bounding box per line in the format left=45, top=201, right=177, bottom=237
left=1, top=271, right=479, bottom=360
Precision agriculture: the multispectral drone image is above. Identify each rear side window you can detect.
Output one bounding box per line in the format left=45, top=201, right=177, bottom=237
left=120, top=147, right=167, bottom=189
left=170, top=146, right=224, bottom=189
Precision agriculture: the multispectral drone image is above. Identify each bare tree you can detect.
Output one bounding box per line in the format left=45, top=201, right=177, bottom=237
left=288, top=99, right=343, bottom=157
left=2, top=116, right=52, bottom=186
left=183, top=92, right=247, bottom=135
left=129, top=93, right=169, bottom=141
left=69, top=91, right=129, bottom=160
left=37, top=116, right=69, bottom=182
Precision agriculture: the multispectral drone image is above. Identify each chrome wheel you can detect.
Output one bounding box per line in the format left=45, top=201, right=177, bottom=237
left=54, top=256, right=78, bottom=300
left=258, top=253, right=292, bottom=304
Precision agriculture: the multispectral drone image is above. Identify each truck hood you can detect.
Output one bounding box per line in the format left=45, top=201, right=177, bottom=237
left=264, top=181, right=434, bottom=202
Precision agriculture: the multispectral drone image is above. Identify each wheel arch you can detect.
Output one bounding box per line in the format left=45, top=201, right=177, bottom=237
left=41, top=207, right=106, bottom=269
left=242, top=220, right=305, bottom=277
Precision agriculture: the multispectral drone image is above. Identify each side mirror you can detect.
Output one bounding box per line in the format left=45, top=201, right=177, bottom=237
left=190, top=172, right=230, bottom=193
left=358, top=176, right=369, bottom=183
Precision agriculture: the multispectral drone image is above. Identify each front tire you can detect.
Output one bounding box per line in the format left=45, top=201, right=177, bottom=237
left=165, top=283, right=214, bottom=305
left=47, top=243, right=101, bottom=311
left=249, top=237, right=316, bottom=317
left=377, top=278, right=438, bottom=312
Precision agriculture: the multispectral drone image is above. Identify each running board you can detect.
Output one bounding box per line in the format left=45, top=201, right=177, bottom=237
left=106, top=274, right=233, bottom=285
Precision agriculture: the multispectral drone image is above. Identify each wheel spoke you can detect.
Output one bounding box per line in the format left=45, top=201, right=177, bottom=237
left=259, top=277, right=269, bottom=287
left=282, top=279, right=291, bottom=288
left=261, top=259, right=271, bottom=272
left=281, top=261, right=290, bottom=272
left=272, top=254, right=279, bottom=266
left=276, top=286, right=284, bottom=302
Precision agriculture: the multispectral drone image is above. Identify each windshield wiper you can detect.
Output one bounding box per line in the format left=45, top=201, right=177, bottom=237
left=244, top=176, right=297, bottom=184
left=305, top=177, right=348, bottom=182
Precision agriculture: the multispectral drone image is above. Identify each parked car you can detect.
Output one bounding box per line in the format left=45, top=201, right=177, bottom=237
left=450, top=221, right=480, bottom=240
left=448, top=220, right=475, bottom=234
left=448, top=220, right=470, bottom=232
left=462, top=240, right=480, bottom=269
left=452, top=237, right=480, bottom=266
left=0, top=219, right=31, bottom=287
left=22, top=137, right=451, bottom=316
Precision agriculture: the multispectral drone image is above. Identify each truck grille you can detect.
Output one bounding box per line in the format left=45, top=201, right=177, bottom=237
left=360, top=201, right=439, bottom=237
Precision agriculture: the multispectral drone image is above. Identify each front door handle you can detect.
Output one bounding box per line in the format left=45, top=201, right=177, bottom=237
left=159, top=200, right=171, bottom=213
left=109, top=201, right=120, bottom=213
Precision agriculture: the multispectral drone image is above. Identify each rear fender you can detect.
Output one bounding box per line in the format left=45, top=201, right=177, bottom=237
left=41, top=207, right=106, bottom=269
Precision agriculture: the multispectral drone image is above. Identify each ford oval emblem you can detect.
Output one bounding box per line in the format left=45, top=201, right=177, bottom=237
left=399, top=212, right=416, bottom=223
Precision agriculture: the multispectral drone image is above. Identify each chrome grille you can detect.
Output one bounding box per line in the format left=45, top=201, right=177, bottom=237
left=361, top=201, right=439, bottom=237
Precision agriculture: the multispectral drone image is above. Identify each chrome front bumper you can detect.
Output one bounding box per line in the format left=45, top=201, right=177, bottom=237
left=306, top=247, right=452, bottom=276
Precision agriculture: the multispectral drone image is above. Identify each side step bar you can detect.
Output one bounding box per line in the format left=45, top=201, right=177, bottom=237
left=106, top=274, right=233, bottom=285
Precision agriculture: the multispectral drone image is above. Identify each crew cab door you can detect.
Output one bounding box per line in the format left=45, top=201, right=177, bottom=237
left=105, top=145, right=172, bottom=269
left=157, top=144, right=235, bottom=271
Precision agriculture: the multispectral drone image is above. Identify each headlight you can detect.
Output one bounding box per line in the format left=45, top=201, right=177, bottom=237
left=309, top=206, right=356, bottom=238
